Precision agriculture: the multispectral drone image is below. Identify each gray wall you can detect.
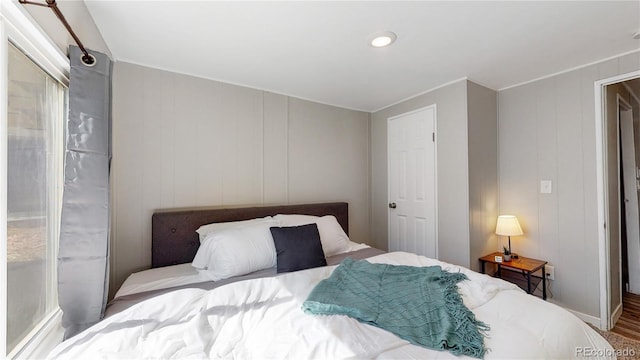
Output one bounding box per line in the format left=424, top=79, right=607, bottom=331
left=467, top=82, right=499, bottom=271
left=371, top=80, right=472, bottom=267
left=111, top=62, right=370, bottom=298
left=498, top=52, right=640, bottom=318
left=370, top=79, right=498, bottom=271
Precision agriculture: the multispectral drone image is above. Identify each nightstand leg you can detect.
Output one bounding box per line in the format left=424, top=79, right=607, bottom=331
left=527, top=272, right=531, bottom=294
left=481, top=261, right=485, bottom=274
left=542, top=265, right=547, bottom=300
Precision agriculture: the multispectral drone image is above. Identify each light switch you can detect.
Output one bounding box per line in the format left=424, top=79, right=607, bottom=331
left=540, top=180, right=552, bottom=194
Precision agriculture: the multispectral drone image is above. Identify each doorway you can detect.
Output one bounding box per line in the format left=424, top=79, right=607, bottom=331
left=597, top=72, right=640, bottom=330
left=618, top=94, right=640, bottom=295
left=387, top=105, right=437, bottom=258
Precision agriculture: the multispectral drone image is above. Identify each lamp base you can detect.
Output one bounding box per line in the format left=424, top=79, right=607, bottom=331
left=507, top=236, right=517, bottom=259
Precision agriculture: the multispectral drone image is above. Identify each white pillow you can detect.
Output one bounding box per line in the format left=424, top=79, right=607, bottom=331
left=192, top=220, right=279, bottom=281
left=272, top=214, right=351, bottom=256
left=196, top=216, right=274, bottom=243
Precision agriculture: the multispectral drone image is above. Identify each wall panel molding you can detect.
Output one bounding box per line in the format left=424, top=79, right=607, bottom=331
left=110, top=62, right=370, bottom=298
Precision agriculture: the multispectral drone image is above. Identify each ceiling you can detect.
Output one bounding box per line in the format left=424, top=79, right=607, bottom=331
left=84, top=1, right=640, bottom=112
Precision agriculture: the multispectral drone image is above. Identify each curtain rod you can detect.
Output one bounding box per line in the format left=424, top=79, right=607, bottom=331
left=19, top=0, right=96, bottom=65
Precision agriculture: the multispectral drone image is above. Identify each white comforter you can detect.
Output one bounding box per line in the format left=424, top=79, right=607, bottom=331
left=48, top=252, right=613, bottom=359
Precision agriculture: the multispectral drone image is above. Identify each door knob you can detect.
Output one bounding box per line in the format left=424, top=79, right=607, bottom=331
left=388, top=202, right=397, bottom=209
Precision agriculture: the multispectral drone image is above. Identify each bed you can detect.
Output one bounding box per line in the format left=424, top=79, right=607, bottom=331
left=48, top=202, right=614, bottom=359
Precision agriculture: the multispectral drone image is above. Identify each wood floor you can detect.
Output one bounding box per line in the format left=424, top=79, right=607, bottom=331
left=611, top=292, right=640, bottom=341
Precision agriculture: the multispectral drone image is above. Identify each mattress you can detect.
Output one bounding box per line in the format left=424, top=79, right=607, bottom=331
left=106, top=244, right=378, bottom=317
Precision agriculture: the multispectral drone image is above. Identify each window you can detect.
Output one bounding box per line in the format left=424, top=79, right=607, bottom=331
left=6, top=42, right=65, bottom=356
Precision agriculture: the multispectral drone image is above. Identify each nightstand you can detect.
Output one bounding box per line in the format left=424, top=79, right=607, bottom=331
left=478, top=252, right=547, bottom=300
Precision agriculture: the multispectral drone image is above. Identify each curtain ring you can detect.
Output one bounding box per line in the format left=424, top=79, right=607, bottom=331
left=81, top=53, right=96, bottom=67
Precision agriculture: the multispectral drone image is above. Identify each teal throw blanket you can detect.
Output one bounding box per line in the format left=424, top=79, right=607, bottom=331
left=302, top=258, right=489, bottom=358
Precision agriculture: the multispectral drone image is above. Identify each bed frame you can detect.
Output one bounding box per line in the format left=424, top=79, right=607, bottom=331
left=151, top=202, right=349, bottom=268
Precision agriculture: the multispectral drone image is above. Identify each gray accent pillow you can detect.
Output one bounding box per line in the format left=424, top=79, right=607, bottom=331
left=270, top=223, right=327, bottom=273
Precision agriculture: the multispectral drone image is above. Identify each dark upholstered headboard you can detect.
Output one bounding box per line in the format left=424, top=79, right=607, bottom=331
left=151, top=202, right=349, bottom=268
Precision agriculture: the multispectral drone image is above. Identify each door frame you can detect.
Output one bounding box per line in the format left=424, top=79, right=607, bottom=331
left=595, top=70, right=640, bottom=330
left=386, top=104, right=438, bottom=257
left=618, top=94, right=640, bottom=297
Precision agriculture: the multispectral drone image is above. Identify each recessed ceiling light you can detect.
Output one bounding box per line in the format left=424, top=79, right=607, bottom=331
left=369, top=31, right=397, bottom=48
left=633, top=31, right=640, bottom=40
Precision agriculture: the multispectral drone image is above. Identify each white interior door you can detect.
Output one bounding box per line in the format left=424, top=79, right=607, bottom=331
left=388, top=106, right=436, bottom=258
left=619, top=102, right=640, bottom=295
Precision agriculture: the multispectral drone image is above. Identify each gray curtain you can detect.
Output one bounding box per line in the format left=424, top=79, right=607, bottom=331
left=58, top=45, right=112, bottom=339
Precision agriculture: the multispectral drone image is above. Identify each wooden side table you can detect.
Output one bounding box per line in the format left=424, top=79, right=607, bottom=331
left=478, top=252, right=547, bottom=300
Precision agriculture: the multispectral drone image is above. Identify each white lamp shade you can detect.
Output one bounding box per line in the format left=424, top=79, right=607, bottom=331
left=495, top=215, right=523, bottom=236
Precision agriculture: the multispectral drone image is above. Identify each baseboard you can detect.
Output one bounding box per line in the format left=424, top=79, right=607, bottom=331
left=612, top=302, right=624, bottom=328
left=552, top=302, right=602, bottom=329
left=576, top=302, right=624, bottom=331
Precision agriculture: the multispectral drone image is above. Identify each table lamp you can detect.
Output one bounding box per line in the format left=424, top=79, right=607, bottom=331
left=496, top=215, right=523, bottom=256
